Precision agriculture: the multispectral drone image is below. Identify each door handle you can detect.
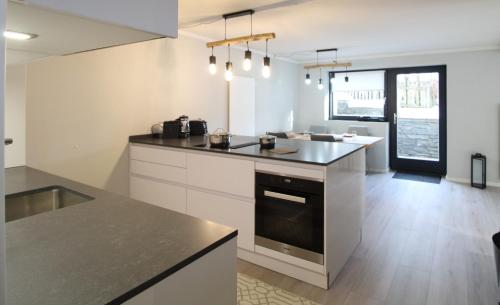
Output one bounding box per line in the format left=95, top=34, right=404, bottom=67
left=5, top=138, right=13, bottom=145
left=393, top=113, right=398, bottom=125
left=264, top=190, right=306, bottom=204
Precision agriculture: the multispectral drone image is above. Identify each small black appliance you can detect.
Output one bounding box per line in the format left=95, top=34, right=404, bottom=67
left=190, top=120, right=208, bottom=136
left=163, top=120, right=182, bottom=138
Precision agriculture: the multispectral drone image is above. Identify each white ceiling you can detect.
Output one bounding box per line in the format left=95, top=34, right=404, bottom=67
left=6, top=1, right=162, bottom=65
left=179, top=0, right=500, bottom=62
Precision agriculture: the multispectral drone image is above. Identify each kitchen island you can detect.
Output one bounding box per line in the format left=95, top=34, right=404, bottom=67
left=5, top=166, right=237, bottom=305
left=129, top=134, right=365, bottom=289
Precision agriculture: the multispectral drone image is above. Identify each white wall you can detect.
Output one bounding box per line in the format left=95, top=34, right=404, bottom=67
left=0, top=0, right=6, bottom=302
left=5, top=65, right=26, bottom=168
left=295, top=49, right=500, bottom=184
left=25, top=34, right=299, bottom=195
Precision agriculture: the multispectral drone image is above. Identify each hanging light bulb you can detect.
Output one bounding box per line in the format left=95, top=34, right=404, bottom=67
left=317, top=67, right=324, bottom=90
left=208, top=47, right=217, bottom=75
left=305, top=72, right=311, bottom=85
left=345, top=67, right=349, bottom=82
left=330, top=73, right=335, bottom=83
left=225, top=45, right=233, bottom=82
left=243, top=42, right=252, bottom=71
left=225, top=62, right=233, bottom=81
left=262, top=39, right=271, bottom=78
left=318, top=78, right=324, bottom=90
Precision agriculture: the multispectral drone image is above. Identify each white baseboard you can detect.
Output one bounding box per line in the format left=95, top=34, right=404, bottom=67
left=367, top=168, right=389, bottom=173
left=445, top=176, right=500, bottom=188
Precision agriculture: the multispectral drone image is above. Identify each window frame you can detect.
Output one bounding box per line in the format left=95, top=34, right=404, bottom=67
left=328, top=68, right=389, bottom=122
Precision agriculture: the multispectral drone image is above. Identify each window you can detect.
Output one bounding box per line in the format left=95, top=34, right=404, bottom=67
left=329, top=70, right=387, bottom=121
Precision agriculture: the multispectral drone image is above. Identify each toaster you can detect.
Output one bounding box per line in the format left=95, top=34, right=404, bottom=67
left=189, top=120, right=208, bottom=136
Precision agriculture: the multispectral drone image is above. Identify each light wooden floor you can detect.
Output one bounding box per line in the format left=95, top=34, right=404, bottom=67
left=237, top=172, right=500, bottom=305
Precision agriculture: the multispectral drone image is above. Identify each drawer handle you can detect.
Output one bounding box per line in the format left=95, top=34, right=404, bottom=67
left=264, top=190, right=306, bottom=204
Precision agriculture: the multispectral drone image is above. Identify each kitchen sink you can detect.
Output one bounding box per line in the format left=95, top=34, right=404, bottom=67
left=5, top=186, right=94, bottom=222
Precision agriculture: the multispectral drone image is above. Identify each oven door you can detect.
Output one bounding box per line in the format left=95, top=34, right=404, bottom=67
left=255, top=172, right=324, bottom=264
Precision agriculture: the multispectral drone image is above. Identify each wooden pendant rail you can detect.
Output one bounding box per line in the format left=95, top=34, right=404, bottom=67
left=304, top=62, right=352, bottom=69
left=206, top=33, right=276, bottom=48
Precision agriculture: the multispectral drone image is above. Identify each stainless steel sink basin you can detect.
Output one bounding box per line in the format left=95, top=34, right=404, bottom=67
left=5, top=186, right=94, bottom=222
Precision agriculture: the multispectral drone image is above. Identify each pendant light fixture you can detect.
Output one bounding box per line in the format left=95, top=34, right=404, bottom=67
left=206, top=9, right=276, bottom=80
left=316, top=52, right=323, bottom=90
left=262, top=39, right=271, bottom=78
left=344, top=66, right=349, bottom=82
left=208, top=47, right=217, bottom=75
left=303, top=48, right=352, bottom=89
left=318, top=69, right=324, bottom=90
left=243, top=15, right=253, bottom=71
left=225, top=44, right=233, bottom=82
left=305, top=70, right=311, bottom=85
left=243, top=42, right=252, bottom=71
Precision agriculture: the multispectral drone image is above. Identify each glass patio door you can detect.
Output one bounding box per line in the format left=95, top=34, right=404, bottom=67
left=388, top=66, right=447, bottom=175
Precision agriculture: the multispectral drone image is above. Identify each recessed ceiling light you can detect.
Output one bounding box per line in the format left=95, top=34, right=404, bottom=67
left=3, top=31, right=38, bottom=40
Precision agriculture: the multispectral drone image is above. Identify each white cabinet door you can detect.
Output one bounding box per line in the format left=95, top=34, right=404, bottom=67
left=187, top=153, right=254, bottom=198
left=130, top=175, right=186, bottom=213
left=24, top=0, right=178, bottom=37
left=187, top=189, right=254, bottom=251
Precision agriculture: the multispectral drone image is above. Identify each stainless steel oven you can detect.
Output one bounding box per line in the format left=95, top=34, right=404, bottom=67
left=255, top=172, right=324, bottom=264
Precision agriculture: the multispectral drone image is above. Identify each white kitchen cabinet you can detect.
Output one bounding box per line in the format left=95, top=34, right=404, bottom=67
left=187, top=189, right=254, bottom=251
left=186, top=153, right=254, bottom=198
left=130, top=160, right=186, bottom=185
left=130, top=175, right=186, bottom=214
left=23, top=0, right=178, bottom=37
left=130, top=145, right=186, bottom=168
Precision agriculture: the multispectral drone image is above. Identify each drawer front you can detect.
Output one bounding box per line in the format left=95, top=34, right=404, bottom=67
left=187, top=189, right=254, bottom=251
left=130, top=145, right=186, bottom=168
left=130, top=175, right=186, bottom=213
left=187, top=153, right=254, bottom=198
left=130, top=159, right=186, bottom=184
left=255, top=162, right=324, bottom=181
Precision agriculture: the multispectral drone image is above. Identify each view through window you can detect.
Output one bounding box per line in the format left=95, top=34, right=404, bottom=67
left=329, top=70, right=386, bottom=120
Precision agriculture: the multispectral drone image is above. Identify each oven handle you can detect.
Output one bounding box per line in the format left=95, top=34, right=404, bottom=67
left=263, top=190, right=306, bottom=204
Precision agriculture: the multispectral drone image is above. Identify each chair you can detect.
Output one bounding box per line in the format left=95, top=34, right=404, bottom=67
left=266, top=132, right=288, bottom=139
left=310, top=134, right=335, bottom=142
left=347, top=125, right=369, bottom=136
left=309, top=125, right=328, bottom=134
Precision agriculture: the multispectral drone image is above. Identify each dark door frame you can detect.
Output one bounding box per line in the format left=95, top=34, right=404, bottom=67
left=387, top=65, right=447, bottom=175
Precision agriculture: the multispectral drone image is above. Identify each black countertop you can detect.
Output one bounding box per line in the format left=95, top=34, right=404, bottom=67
left=129, top=134, right=364, bottom=166
left=5, top=166, right=237, bottom=305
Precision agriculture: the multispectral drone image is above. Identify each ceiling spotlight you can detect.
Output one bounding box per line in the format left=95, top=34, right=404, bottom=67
left=330, top=73, right=335, bottom=83
left=3, top=30, right=37, bottom=40
left=305, top=73, right=311, bottom=85
left=243, top=43, right=252, bottom=71
left=208, top=47, right=217, bottom=75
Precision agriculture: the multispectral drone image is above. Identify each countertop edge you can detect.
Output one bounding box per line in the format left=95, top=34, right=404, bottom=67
left=129, top=135, right=365, bottom=166
left=107, top=230, right=238, bottom=305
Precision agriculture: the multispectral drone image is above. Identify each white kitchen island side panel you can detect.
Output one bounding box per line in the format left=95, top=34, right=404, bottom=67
left=325, top=148, right=365, bottom=286
left=123, top=238, right=236, bottom=305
